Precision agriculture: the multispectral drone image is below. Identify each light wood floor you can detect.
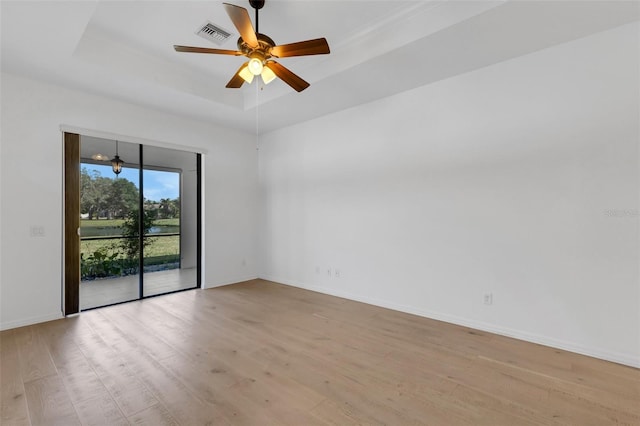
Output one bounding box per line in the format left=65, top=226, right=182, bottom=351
left=2, top=279, right=639, bottom=425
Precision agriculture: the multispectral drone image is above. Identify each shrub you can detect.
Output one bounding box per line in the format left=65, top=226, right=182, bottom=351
left=80, top=245, right=122, bottom=279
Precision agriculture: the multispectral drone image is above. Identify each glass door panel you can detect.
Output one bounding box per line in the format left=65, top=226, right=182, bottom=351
left=142, top=146, right=199, bottom=297
left=79, top=138, right=141, bottom=310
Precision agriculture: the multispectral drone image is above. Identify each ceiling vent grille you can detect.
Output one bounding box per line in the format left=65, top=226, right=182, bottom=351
left=196, top=21, right=232, bottom=45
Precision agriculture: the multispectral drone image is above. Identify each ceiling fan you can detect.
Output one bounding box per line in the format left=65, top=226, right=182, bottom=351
left=174, top=0, right=330, bottom=92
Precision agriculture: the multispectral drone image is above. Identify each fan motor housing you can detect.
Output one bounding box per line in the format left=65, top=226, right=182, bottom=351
left=237, top=33, right=275, bottom=59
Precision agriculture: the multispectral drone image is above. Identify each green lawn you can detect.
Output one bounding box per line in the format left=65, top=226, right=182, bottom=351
left=81, top=218, right=179, bottom=228
left=81, top=218, right=179, bottom=238
left=81, top=235, right=179, bottom=258
left=81, top=218, right=123, bottom=228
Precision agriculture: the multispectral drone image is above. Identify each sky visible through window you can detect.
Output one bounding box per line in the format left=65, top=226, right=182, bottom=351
left=83, top=163, right=179, bottom=201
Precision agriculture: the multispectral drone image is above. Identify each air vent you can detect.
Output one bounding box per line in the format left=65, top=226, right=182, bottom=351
left=196, top=21, right=232, bottom=45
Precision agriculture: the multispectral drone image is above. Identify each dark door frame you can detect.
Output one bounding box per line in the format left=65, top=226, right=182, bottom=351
left=63, top=132, right=80, bottom=315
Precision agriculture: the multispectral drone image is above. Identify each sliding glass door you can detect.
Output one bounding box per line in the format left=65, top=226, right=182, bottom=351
left=142, top=145, right=199, bottom=297
left=77, top=137, right=200, bottom=310
left=79, top=139, right=141, bottom=309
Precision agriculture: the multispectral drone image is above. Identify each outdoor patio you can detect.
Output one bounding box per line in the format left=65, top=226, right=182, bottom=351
left=80, top=267, right=197, bottom=310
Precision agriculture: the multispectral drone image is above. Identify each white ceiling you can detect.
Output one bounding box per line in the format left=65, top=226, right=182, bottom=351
left=2, top=1, right=638, bottom=135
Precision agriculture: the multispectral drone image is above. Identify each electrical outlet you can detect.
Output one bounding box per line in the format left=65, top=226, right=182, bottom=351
left=484, top=293, right=493, bottom=305
left=327, top=268, right=332, bottom=277
left=334, top=269, right=341, bottom=278
left=30, top=226, right=45, bottom=237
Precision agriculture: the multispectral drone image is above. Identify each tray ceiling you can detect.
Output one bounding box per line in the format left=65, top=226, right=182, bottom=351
left=2, top=1, right=638, bottom=134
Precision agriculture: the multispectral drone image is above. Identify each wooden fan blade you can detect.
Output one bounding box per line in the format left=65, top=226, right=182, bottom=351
left=223, top=3, right=258, bottom=48
left=270, top=38, right=330, bottom=58
left=266, top=61, right=310, bottom=92
left=226, top=62, right=249, bottom=88
left=174, top=45, right=243, bottom=55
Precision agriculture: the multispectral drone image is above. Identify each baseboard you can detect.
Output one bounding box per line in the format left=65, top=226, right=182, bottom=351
left=204, top=275, right=259, bottom=289
left=259, top=275, right=640, bottom=369
left=0, top=311, right=64, bottom=331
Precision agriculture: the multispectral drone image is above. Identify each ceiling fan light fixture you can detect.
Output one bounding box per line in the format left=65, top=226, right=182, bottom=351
left=239, top=64, right=255, bottom=83
left=261, top=65, right=276, bottom=84
left=174, top=2, right=330, bottom=92
left=248, top=56, right=263, bottom=75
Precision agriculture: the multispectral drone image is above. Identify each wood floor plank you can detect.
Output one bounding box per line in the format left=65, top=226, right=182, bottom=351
left=474, top=355, right=640, bottom=424
left=159, top=353, right=243, bottom=403
left=308, top=398, right=386, bottom=426
left=23, top=376, right=80, bottom=426
left=3, top=279, right=639, bottom=425
left=0, top=331, right=31, bottom=426
left=446, top=382, right=544, bottom=426
left=127, top=403, right=178, bottom=426
left=220, top=377, right=322, bottom=425
left=268, top=350, right=423, bottom=424
left=97, top=303, right=182, bottom=361
left=117, top=346, right=232, bottom=425
left=13, top=326, right=57, bottom=384
left=72, top=394, right=128, bottom=426
left=161, top=398, right=232, bottom=426
left=56, top=356, right=113, bottom=406
left=90, top=357, right=159, bottom=418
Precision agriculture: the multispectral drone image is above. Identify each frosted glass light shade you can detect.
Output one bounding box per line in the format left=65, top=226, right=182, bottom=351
left=239, top=65, right=254, bottom=84
left=261, top=66, right=276, bottom=84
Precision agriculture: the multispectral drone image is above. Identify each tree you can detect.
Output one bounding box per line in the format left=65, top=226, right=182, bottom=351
left=80, top=168, right=110, bottom=219
left=119, top=209, right=157, bottom=259
left=80, top=167, right=95, bottom=219
left=142, top=196, right=180, bottom=219
left=106, top=178, right=138, bottom=219
left=169, top=197, right=180, bottom=219
left=80, top=167, right=139, bottom=220
left=159, top=198, right=171, bottom=219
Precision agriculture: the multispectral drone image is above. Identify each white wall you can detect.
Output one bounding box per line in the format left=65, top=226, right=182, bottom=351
left=0, top=73, right=259, bottom=330
left=258, top=23, right=640, bottom=367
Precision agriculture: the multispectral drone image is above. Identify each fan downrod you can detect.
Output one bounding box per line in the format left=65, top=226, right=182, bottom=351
left=249, top=0, right=265, bottom=33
